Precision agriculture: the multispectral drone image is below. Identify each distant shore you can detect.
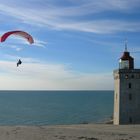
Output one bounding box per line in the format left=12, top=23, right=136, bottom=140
left=0, top=124, right=139, bottom=140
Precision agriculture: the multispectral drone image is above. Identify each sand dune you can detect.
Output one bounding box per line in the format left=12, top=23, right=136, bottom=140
left=0, top=124, right=139, bottom=140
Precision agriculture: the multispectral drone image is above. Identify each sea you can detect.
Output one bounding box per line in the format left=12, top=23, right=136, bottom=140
left=0, top=90, right=114, bottom=125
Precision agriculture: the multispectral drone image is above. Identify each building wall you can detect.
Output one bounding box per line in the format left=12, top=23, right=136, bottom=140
left=113, top=71, right=120, bottom=125
left=113, top=69, right=140, bottom=124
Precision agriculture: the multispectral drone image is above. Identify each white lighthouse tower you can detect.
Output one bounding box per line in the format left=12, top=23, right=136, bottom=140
left=113, top=44, right=140, bottom=125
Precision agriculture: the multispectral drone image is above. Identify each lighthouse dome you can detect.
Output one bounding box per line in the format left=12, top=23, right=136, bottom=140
left=119, top=50, right=134, bottom=69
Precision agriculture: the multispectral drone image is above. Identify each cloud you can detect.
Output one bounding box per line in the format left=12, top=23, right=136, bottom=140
left=7, top=45, right=23, bottom=51
left=50, top=20, right=140, bottom=33
left=0, top=60, right=113, bottom=90
left=33, top=39, right=47, bottom=48
left=0, top=0, right=140, bottom=34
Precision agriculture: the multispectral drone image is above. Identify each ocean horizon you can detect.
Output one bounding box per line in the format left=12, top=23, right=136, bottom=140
left=0, top=90, right=114, bottom=125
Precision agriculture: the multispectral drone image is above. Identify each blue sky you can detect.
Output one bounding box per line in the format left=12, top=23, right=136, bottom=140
left=0, top=0, right=140, bottom=90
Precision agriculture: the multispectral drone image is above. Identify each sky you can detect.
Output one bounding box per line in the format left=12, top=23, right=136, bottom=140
left=0, top=0, right=140, bottom=90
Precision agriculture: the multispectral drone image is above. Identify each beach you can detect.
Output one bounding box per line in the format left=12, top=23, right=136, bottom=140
left=0, top=124, right=139, bottom=140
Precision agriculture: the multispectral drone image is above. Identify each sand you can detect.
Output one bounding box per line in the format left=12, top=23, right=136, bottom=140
left=0, top=124, right=139, bottom=140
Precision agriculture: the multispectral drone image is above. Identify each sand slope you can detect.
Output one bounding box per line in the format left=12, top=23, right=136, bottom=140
left=0, top=124, right=139, bottom=140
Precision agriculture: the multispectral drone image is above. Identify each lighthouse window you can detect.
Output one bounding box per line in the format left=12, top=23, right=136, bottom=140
left=125, top=75, right=128, bottom=79
left=131, top=75, right=134, bottom=78
left=128, top=83, right=131, bottom=89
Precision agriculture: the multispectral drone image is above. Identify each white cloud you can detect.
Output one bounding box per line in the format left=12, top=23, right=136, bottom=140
left=51, top=20, right=140, bottom=33
left=33, top=39, right=47, bottom=48
left=0, top=0, right=139, bottom=33
left=7, top=45, right=23, bottom=51
left=0, top=60, right=113, bottom=90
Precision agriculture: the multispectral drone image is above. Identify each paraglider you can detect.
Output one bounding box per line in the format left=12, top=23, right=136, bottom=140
left=0, top=30, right=34, bottom=67
left=0, top=30, right=34, bottom=44
left=17, top=59, right=22, bottom=67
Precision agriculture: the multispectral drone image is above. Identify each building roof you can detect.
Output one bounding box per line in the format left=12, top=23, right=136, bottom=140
left=120, top=51, right=133, bottom=61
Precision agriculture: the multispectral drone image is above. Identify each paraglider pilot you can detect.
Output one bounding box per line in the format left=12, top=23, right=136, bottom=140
left=17, top=59, right=22, bottom=67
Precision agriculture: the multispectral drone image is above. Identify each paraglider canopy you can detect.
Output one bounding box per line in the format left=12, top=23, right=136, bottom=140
left=0, top=30, right=34, bottom=44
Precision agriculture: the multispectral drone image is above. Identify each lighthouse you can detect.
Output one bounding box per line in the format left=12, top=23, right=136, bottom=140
left=113, top=44, right=140, bottom=125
